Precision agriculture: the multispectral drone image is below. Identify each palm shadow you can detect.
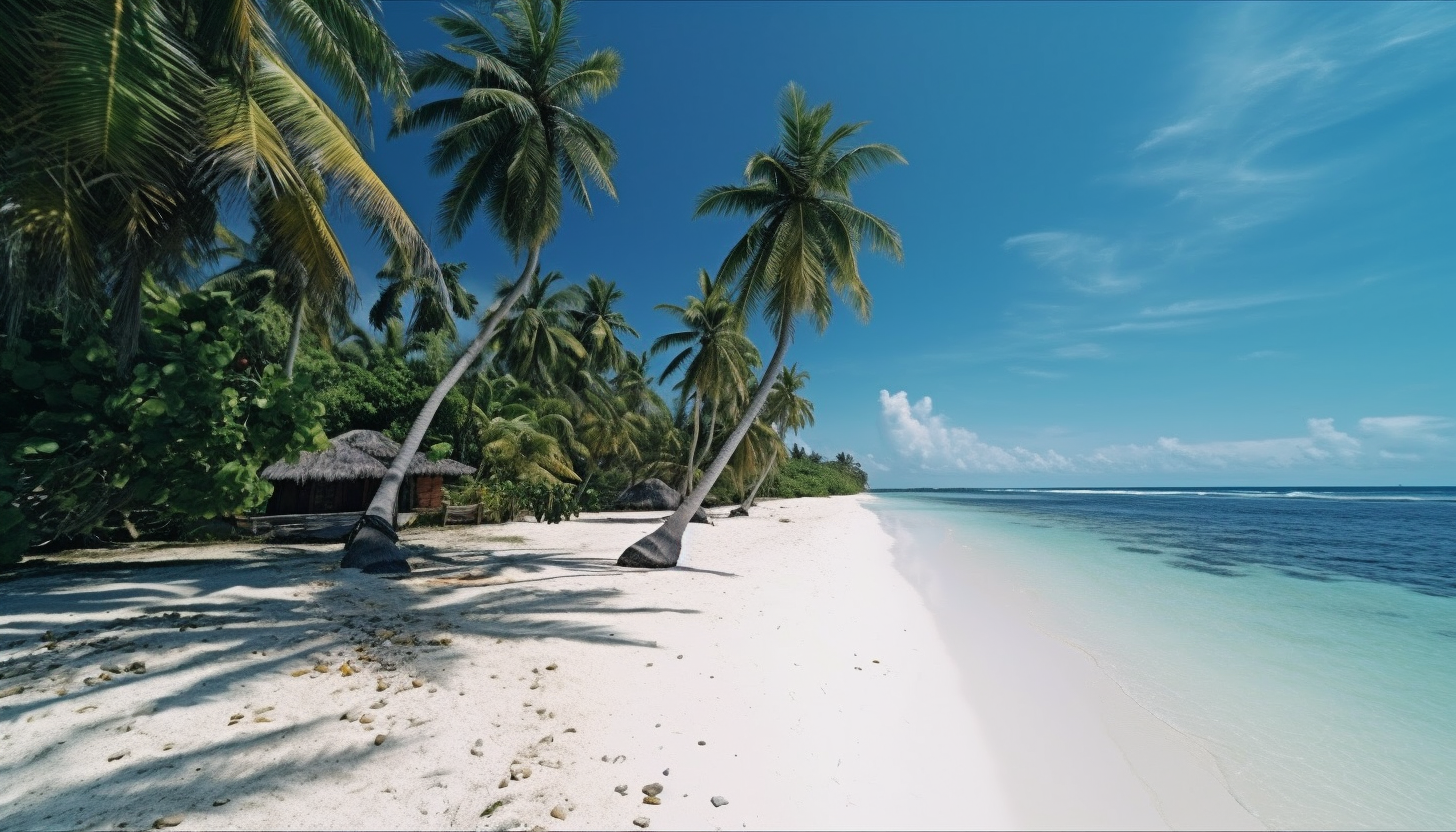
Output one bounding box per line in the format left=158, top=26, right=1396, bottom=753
left=0, top=540, right=709, bottom=828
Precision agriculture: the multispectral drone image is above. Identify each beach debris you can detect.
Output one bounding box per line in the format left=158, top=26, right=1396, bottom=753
left=162, top=743, right=174, bottom=751
left=360, top=714, right=374, bottom=725
left=642, top=796, right=661, bottom=805
left=369, top=699, right=387, bottom=709
left=632, top=818, right=650, bottom=828
left=428, top=686, right=438, bottom=693
left=213, top=799, right=229, bottom=806
left=472, top=739, right=484, bottom=757
left=290, top=669, right=309, bottom=677
left=564, top=728, right=576, bottom=733
left=498, top=778, right=510, bottom=789
left=374, top=734, right=386, bottom=746
left=481, top=800, right=505, bottom=817
left=338, top=662, right=355, bottom=677
left=412, top=679, right=424, bottom=688
left=697, top=740, right=706, bottom=746
left=510, top=764, right=532, bottom=780
left=550, top=806, right=568, bottom=820
left=107, top=751, right=128, bottom=762
left=711, top=796, right=729, bottom=807
left=377, top=679, right=388, bottom=691
left=227, top=713, right=243, bottom=726
left=83, top=676, right=102, bottom=686
left=314, top=663, right=330, bottom=673
left=779, top=518, right=791, bottom=523
left=152, top=815, right=184, bottom=829
left=253, top=716, right=272, bottom=723
left=642, top=783, right=663, bottom=797
left=662, top=768, right=670, bottom=776
left=100, top=662, right=123, bottom=674
left=615, top=785, right=629, bottom=795
left=546, top=663, right=557, bottom=670
left=539, top=734, right=553, bottom=744
left=125, top=661, right=146, bottom=674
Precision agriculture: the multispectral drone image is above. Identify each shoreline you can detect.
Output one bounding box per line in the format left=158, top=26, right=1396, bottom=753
left=0, top=496, right=1008, bottom=830
left=873, top=496, right=1263, bottom=831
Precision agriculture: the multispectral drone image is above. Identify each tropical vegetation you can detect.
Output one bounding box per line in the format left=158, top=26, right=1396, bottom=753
left=0, top=0, right=890, bottom=570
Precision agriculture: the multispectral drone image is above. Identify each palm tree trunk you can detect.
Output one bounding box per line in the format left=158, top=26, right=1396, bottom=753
left=282, top=296, right=305, bottom=379
left=681, top=393, right=701, bottom=496
left=740, top=424, right=788, bottom=511
left=702, top=403, right=718, bottom=477
left=342, top=247, right=541, bottom=573
left=619, top=331, right=791, bottom=568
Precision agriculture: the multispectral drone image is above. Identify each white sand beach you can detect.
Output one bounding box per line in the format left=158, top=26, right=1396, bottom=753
left=1, top=495, right=1257, bottom=830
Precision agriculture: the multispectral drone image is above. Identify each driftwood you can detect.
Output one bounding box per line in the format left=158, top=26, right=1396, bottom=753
left=444, top=504, right=484, bottom=525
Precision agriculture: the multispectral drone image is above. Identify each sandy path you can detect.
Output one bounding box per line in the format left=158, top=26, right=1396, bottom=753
left=0, top=496, right=1009, bottom=831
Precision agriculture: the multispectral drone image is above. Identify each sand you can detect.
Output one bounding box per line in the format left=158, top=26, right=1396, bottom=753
left=0, top=495, right=1258, bottom=830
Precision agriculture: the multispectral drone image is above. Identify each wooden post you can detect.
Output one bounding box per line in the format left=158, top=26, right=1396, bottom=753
left=475, top=502, right=483, bottom=525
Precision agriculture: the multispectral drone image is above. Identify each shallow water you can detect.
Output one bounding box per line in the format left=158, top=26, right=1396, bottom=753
left=868, top=488, right=1456, bottom=830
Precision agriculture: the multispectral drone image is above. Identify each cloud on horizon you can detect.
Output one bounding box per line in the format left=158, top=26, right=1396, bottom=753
left=879, top=391, right=1446, bottom=475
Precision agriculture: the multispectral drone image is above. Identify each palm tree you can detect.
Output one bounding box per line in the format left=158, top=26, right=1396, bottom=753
left=370, top=257, right=478, bottom=340
left=346, top=0, right=620, bottom=572
left=571, top=275, right=638, bottom=373
left=492, top=271, right=587, bottom=392
left=2, top=0, right=433, bottom=366
left=620, top=84, right=904, bottom=568
left=651, top=269, right=759, bottom=495
left=737, top=364, right=815, bottom=512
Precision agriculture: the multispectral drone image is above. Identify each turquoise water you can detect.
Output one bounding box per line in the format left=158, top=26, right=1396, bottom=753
left=868, top=489, right=1456, bottom=830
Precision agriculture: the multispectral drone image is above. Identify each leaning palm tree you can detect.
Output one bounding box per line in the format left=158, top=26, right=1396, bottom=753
left=344, top=0, right=620, bottom=572
left=620, top=84, right=904, bottom=568
left=737, top=364, right=815, bottom=513
left=651, top=269, right=759, bottom=495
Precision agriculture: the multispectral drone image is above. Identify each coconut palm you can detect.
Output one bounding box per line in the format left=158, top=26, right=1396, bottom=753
left=620, top=84, right=904, bottom=568
left=370, top=257, right=478, bottom=340
left=346, top=0, right=620, bottom=572
left=651, top=269, right=759, bottom=495
left=1, top=0, right=433, bottom=366
left=571, top=275, right=638, bottom=373
left=737, top=364, right=814, bottom=512
left=492, top=271, right=587, bottom=392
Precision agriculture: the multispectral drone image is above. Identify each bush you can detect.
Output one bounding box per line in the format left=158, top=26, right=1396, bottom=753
left=762, top=457, right=868, bottom=499
left=0, top=289, right=328, bottom=560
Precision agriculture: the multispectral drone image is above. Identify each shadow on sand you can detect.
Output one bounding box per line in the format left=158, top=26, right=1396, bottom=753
left=0, top=539, right=707, bottom=829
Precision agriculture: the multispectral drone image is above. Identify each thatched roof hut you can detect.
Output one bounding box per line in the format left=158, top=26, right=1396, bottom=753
left=261, top=430, right=474, bottom=516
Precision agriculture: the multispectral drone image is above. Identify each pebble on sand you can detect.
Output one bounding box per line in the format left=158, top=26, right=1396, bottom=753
left=213, top=799, right=229, bottom=806
left=632, top=818, right=650, bottom=828
left=697, top=740, right=706, bottom=746
left=614, top=785, right=629, bottom=795
left=642, top=783, right=663, bottom=797
left=374, top=734, right=386, bottom=746
left=152, top=815, right=183, bottom=829
left=711, top=796, right=729, bottom=807
left=642, top=796, right=661, bottom=805
left=550, top=806, right=568, bottom=820
left=546, top=663, right=558, bottom=670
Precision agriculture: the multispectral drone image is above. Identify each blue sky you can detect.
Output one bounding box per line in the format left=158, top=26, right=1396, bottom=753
left=335, top=1, right=1456, bottom=487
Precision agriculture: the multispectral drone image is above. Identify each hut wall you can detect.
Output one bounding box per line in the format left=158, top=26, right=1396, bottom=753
left=414, top=476, right=445, bottom=510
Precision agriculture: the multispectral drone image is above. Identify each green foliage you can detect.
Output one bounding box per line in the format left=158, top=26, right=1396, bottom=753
left=446, top=476, right=587, bottom=525
left=0, top=289, right=328, bottom=556
left=761, top=456, right=869, bottom=499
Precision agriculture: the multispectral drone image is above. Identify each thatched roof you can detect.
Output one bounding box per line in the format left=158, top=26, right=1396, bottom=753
left=261, top=429, right=476, bottom=483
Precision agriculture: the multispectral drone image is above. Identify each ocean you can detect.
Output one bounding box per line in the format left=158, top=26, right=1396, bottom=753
left=867, top=487, right=1456, bottom=830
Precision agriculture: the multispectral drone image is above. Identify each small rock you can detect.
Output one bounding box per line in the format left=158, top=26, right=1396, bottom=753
left=614, top=785, right=629, bottom=795
left=313, top=663, right=330, bottom=673
left=412, top=679, right=423, bottom=688
left=633, top=818, right=650, bottom=828
left=359, top=714, right=374, bottom=725
left=510, top=764, right=532, bottom=780
left=107, top=751, right=128, bottom=762
left=550, top=806, right=568, bottom=820
left=162, top=743, right=174, bottom=751
left=374, top=734, right=386, bottom=746
left=369, top=700, right=387, bottom=709
left=539, top=734, right=553, bottom=744
left=470, top=747, right=483, bottom=757
left=124, top=661, right=146, bottom=674
left=83, top=677, right=101, bottom=686
left=642, top=795, right=661, bottom=805
left=545, top=663, right=557, bottom=670
left=100, top=663, right=123, bottom=674
left=152, top=815, right=183, bottom=828
left=564, top=728, right=576, bottom=733
left=711, top=796, right=729, bottom=807
left=697, top=740, right=706, bottom=746
left=0, top=685, right=23, bottom=699
left=376, top=679, right=388, bottom=691
left=663, top=768, right=670, bottom=776
left=642, top=783, right=663, bottom=797
left=498, top=778, right=509, bottom=789
left=290, top=669, right=309, bottom=677
left=212, top=799, right=229, bottom=806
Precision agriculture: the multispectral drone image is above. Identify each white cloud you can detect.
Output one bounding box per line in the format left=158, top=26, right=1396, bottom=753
left=879, top=391, right=1075, bottom=474
left=1139, top=294, right=1297, bottom=318
left=1086, top=419, right=1361, bottom=471
left=1004, top=232, right=1139, bottom=294
left=1359, top=415, right=1453, bottom=444
left=875, top=391, right=1421, bottom=475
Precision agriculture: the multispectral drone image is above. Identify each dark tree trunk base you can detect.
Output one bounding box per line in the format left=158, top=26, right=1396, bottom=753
left=341, top=516, right=411, bottom=574
left=728, top=506, right=749, bottom=518
left=617, top=523, right=681, bottom=568
left=690, top=507, right=711, bottom=524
